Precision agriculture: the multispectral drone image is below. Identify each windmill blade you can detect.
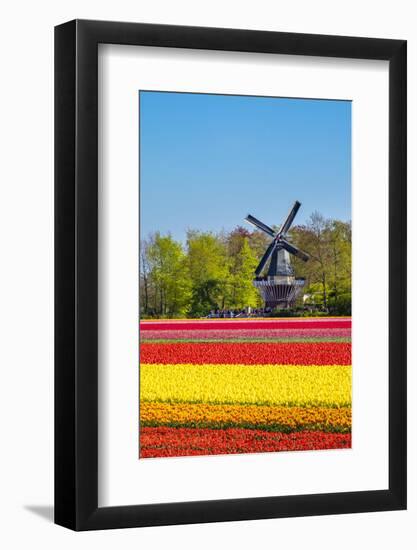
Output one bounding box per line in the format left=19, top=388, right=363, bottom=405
left=255, top=240, right=277, bottom=276
left=278, top=200, right=301, bottom=236
left=245, top=214, right=276, bottom=237
left=281, top=238, right=310, bottom=262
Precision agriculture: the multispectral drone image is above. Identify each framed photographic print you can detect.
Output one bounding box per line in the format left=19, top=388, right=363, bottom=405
left=55, top=20, right=407, bottom=530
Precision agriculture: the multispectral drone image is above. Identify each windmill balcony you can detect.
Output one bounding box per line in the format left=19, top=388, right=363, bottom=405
left=253, top=276, right=306, bottom=309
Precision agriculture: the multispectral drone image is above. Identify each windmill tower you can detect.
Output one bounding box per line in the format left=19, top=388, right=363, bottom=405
left=245, top=201, right=310, bottom=309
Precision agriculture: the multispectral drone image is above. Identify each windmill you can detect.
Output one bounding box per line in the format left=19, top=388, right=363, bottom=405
left=245, top=201, right=310, bottom=309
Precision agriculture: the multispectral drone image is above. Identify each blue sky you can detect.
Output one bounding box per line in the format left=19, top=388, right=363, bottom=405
left=140, top=91, right=351, bottom=243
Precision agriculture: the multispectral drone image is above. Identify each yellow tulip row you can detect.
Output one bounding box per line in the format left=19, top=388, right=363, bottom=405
left=140, top=363, right=351, bottom=407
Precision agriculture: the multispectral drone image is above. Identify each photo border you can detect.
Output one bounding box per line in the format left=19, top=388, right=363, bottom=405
left=137, top=88, right=353, bottom=462
left=55, top=19, right=406, bottom=530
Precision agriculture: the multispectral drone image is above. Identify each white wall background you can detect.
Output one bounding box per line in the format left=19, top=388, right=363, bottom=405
left=0, top=1, right=415, bottom=548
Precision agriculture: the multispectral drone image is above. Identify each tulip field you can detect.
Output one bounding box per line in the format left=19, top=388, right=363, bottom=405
left=139, top=317, right=352, bottom=458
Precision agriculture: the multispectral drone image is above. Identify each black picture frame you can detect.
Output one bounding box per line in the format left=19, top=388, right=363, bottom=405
left=55, top=19, right=407, bottom=531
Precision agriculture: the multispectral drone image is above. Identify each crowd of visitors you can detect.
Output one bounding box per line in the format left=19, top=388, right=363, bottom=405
left=206, top=307, right=273, bottom=318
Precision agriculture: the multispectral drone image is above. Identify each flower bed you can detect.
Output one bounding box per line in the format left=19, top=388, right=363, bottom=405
left=140, top=403, right=352, bottom=432
left=140, top=342, right=351, bottom=365
left=141, top=327, right=352, bottom=341
left=140, top=427, right=352, bottom=458
left=139, top=317, right=352, bottom=458
left=140, top=363, right=351, bottom=407
left=140, top=318, right=351, bottom=332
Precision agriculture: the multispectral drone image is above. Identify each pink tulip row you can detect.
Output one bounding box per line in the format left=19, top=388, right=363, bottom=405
left=141, top=327, right=351, bottom=340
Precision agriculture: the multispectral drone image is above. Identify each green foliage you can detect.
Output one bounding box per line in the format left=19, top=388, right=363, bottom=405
left=328, top=293, right=351, bottom=316
left=139, top=212, right=352, bottom=318
left=186, top=231, right=230, bottom=316
left=290, top=213, right=351, bottom=316
left=226, top=237, right=261, bottom=309
left=140, top=233, right=191, bottom=318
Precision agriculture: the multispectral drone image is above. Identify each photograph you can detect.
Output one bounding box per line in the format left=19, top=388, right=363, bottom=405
left=0, top=1, right=409, bottom=542
left=139, top=91, right=352, bottom=458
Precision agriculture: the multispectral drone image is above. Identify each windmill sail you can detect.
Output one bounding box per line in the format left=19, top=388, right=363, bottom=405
left=255, top=240, right=277, bottom=276
left=278, top=200, right=301, bottom=236
left=245, top=214, right=275, bottom=237
left=281, top=238, right=309, bottom=262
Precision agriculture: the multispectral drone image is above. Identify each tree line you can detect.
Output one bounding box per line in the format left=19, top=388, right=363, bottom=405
left=140, top=212, right=351, bottom=318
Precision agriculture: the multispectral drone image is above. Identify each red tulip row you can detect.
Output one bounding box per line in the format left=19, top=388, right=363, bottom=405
left=140, top=318, right=351, bottom=332
left=140, top=341, right=351, bottom=365
left=140, top=427, right=352, bottom=457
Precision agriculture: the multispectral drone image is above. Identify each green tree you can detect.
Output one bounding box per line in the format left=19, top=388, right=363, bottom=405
left=291, top=213, right=351, bottom=313
left=145, top=233, right=191, bottom=317
left=226, top=237, right=260, bottom=308
left=246, top=229, right=270, bottom=259
left=186, top=231, right=230, bottom=316
left=139, top=237, right=151, bottom=315
left=326, top=220, right=351, bottom=313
